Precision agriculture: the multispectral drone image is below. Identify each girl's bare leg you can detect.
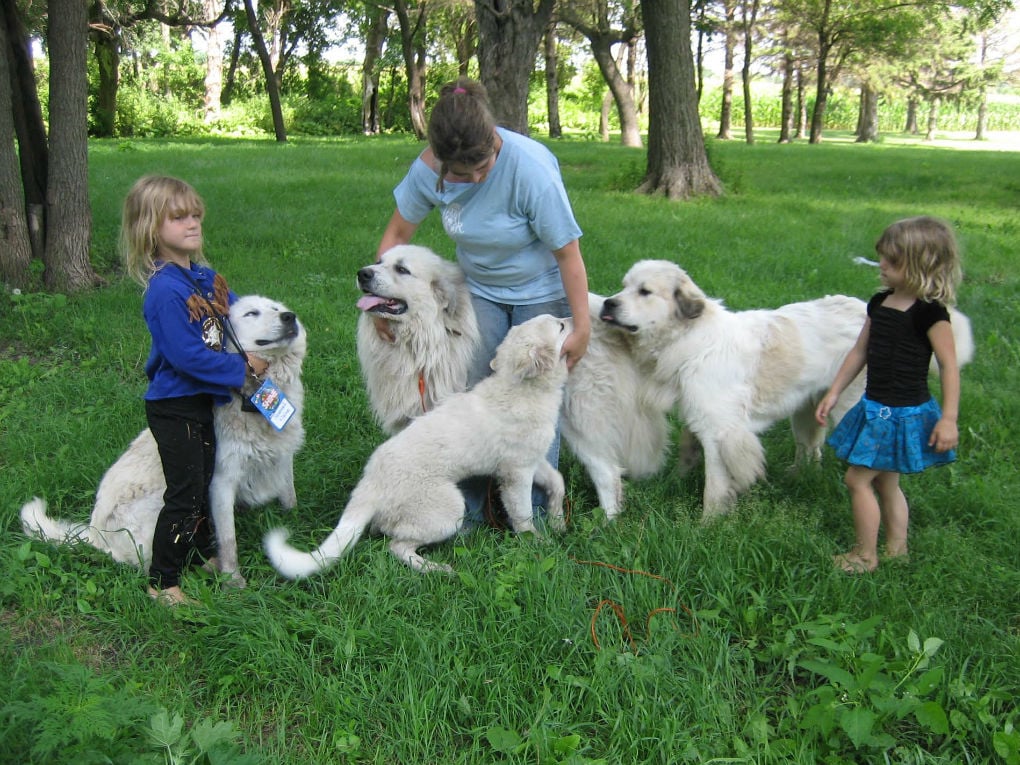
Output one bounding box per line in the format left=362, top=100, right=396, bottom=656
left=835, top=465, right=882, bottom=573
left=874, top=470, right=909, bottom=559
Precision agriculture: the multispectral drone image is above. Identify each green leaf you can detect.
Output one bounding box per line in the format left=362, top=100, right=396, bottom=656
left=552, top=734, right=581, bottom=755
left=798, top=659, right=855, bottom=688
left=914, top=701, right=950, bottom=734
left=148, top=709, right=185, bottom=749
left=839, top=707, right=877, bottom=749
left=190, top=717, right=239, bottom=753
left=922, top=637, right=945, bottom=657
left=907, top=629, right=921, bottom=653
left=485, top=726, right=523, bottom=754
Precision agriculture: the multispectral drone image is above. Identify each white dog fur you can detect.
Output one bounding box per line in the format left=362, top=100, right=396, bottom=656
left=355, top=245, right=674, bottom=520
left=601, top=259, right=974, bottom=518
left=20, top=295, right=306, bottom=586
left=264, top=314, right=571, bottom=576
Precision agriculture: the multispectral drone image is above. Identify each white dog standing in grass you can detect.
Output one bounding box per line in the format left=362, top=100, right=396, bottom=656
left=21, top=295, right=306, bottom=587
left=264, top=314, right=572, bottom=576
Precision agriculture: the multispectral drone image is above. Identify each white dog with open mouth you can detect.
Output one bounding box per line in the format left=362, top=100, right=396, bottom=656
left=20, top=295, right=306, bottom=586
left=264, top=313, right=571, bottom=576
left=354, top=245, right=674, bottom=520
left=600, top=259, right=974, bottom=518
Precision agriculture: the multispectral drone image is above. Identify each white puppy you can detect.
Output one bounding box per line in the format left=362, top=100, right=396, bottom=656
left=21, top=295, right=306, bottom=586
left=356, top=246, right=674, bottom=521
left=264, top=314, right=572, bottom=576
left=601, top=260, right=869, bottom=518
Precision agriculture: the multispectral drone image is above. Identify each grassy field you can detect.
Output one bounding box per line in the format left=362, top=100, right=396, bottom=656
left=2, top=131, right=1018, bottom=764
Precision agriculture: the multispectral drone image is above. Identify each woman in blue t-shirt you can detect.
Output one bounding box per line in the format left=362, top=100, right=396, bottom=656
left=376, top=77, right=591, bottom=523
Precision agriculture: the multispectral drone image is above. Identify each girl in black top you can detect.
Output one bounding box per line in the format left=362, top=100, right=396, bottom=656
left=815, top=216, right=963, bottom=573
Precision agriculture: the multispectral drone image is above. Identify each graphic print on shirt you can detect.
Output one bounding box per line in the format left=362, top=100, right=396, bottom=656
left=184, top=273, right=232, bottom=352
left=442, top=203, right=465, bottom=236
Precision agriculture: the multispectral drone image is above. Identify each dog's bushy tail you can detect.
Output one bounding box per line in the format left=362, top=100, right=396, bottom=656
left=20, top=497, right=91, bottom=546
left=263, top=504, right=371, bottom=580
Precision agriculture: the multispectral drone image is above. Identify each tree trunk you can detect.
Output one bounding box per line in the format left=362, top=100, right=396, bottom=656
left=809, top=40, right=830, bottom=143
left=543, top=20, right=561, bottom=138
left=44, top=0, right=98, bottom=292
left=637, top=0, right=722, bottom=199
left=925, top=98, right=939, bottom=141
left=203, top=0, right=225, bottom=123
left=222, top=26, right=243, bottom=105
left=361, top=6, right=389, bottom=135
left=795, top=65, right=807, bottom=139
left=91, top=26, right=119, bottom=137
left=855, top=83, right=879, bottom=143
left=2, top=0, right=46, bottom=260
left=740, top=0, right=758, bottom=144
left=393, top=0, right=428, bottom=140
left=974, top=89, right=987, bottom=141
left=474, top=0, right=555, bottom=134
left=243, top=0, right=287, bottom=142
left=0, top=1, right=33, bottom=288
left=778, top=52, right=793, bottom=143
left=904, top=96, right=918, bottom=134
left=588, top=33, right=641, bottom=147
left=716, top=0, right=735, bottom=140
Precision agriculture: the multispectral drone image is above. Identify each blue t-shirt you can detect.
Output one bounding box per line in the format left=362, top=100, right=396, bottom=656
left=142, top=261, right=247, bottom=405
left=393, top=127, right=583, bottom=305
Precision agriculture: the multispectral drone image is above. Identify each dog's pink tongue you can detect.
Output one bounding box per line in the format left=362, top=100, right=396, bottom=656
left=357, top=295, right=386, bottom=312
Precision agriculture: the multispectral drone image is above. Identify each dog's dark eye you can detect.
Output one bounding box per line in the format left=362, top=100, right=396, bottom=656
left=244, top=310, right=259, bottom=317
left=559, top=321, right=566, bottom=332
left=395, top=264, right=411, bottom=276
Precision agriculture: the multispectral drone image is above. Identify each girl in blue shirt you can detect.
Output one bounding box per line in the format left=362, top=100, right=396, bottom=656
left=121, top=175, right=267, bottom=605
left=377, top=77, right=591, bottom=523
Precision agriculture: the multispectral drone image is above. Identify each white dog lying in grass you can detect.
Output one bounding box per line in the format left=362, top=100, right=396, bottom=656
left=264, top=314, right=572, bottom=576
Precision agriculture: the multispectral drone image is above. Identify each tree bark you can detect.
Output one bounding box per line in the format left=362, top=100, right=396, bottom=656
left=202, top=0, right=225, bottom=123
left=392, top=0, right=428, bottom=140
left=637, top=0, right=721, bottom=199
left=44, top=0, right=98, bottom=292
left=716, top=0, right=735, bottom=140
left=778, top=52, right=794, bottom=143
left=740, top=0, right=758, bottom=144
left=0, top=1, right=33, bottom=288
left=474, top=0, right=555, bottom=133
left=543, top=20, right=561, bottom=138
left=855, top=83, right=878, bottom=143
left=243, top=0, right=287, bottom=142
left=587, top=32, right=641, bottom=147
left=361, top=6, right=389, bottom=135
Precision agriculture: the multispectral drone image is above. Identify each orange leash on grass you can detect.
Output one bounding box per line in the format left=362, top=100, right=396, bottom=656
left=570, top=558, right=699, bottom=651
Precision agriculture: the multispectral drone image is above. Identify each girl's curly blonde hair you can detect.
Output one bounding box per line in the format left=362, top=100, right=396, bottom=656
left=875, top=216, right=962, bottom=306
left=120, top=175, right=206, bottom=286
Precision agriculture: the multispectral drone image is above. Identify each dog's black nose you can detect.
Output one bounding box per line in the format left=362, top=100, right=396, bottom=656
left=357, top=267, right=374, bottom=287
left=281, top=312, right=296, bottom=325
left=603, top=298, right=618, bottom=311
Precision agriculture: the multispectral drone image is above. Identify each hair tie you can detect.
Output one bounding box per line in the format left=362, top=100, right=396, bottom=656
left=453, top=87, right=466, bottom=94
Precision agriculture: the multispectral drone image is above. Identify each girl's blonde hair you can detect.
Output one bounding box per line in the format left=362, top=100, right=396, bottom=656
left=120, top=175, right=206, bottom=286
left=875, top=216, right=962, bottom=306
left=427, top=77, right=497, bottom=192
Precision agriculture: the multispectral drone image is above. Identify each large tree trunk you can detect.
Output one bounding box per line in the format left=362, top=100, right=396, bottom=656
left=474, top=0, right=555, bottom=134
left=90, top=23, right=119, bottom=137
left=637, top=0, right=721, bottom=199
left=740, top=0, right=758, bottom=144
left=0, top=1, right=33, bottom=287
left=925, top=98, right=939, bottom=141
left=44, top=0, right=98, bottom=292
left=243, top=0, right=287, bottom=142
left=716, top=0, right=735, bottom=140
left=361, top=6, right=389, bottom=135
left=203, top=0, right=225, bottom=123
left=856, top=83, right=878, bottom=143
left=543, top=20, right=561, bottom=138
left=809, top=39, right=830, bottom=143
left=904, top=96, right=918, bottom=133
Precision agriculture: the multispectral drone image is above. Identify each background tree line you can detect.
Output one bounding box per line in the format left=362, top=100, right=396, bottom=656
left=2, top=0, right=1017, bottom=293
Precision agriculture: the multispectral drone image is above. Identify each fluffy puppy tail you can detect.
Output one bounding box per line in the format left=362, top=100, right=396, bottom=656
left=263, top=503, right=372, bottom=580
left=20, top=497, right=91, bottom=545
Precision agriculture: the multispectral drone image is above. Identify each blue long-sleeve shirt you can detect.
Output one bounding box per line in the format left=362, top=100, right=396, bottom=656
left=142, top=261, right=247, bottom=405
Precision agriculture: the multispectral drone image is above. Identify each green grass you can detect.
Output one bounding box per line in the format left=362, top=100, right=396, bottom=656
left=2, top=131, right=1019, bottom=764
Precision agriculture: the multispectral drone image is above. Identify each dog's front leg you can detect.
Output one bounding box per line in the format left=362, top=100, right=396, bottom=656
left=277, top=453, right=297, bottom=509
left=699, top=438, right=735, bottom=520
left=533, top=460, right=566, bottom=532
left=209, top=475, right=246, bottom=588
left=499, top=469, right=538, bottom=534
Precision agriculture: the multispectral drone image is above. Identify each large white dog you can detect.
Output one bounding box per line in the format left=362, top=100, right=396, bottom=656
left=600, top=259, right=974, bottom=518
left=20, top=295, right=306, bottom=587
left=264, top=314, right=571, bottom=576
left=355, top=245, right=674, bottom=520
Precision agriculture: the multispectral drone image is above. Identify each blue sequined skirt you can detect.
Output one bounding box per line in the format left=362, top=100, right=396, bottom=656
left=827, top=395, right=956, bottom=474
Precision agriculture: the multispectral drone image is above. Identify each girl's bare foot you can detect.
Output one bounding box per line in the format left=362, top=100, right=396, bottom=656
left=147, top=585, right=196, bottom=606
left=833, top=551, right=878, bottom=574
left=882, top=544, right=909, bottom=562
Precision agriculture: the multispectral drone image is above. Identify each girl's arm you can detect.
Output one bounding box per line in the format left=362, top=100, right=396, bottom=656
left=815, top=319, right=871, bottom=425
left=552, top=239, right=590, bottom=369
left=928, top=319, right=960, bottom=452
left=377, top=209, right=420, bottom=259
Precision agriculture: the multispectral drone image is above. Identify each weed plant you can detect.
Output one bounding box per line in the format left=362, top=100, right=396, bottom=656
left=1, top=131, right=1018, bottom=764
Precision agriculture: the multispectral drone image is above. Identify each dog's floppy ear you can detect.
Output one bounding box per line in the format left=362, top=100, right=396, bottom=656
left=433, top=263, right=468, bottom=326
left=673, top=282, right=705, bottom=320
left=491, top=334, right=559, bottom=381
